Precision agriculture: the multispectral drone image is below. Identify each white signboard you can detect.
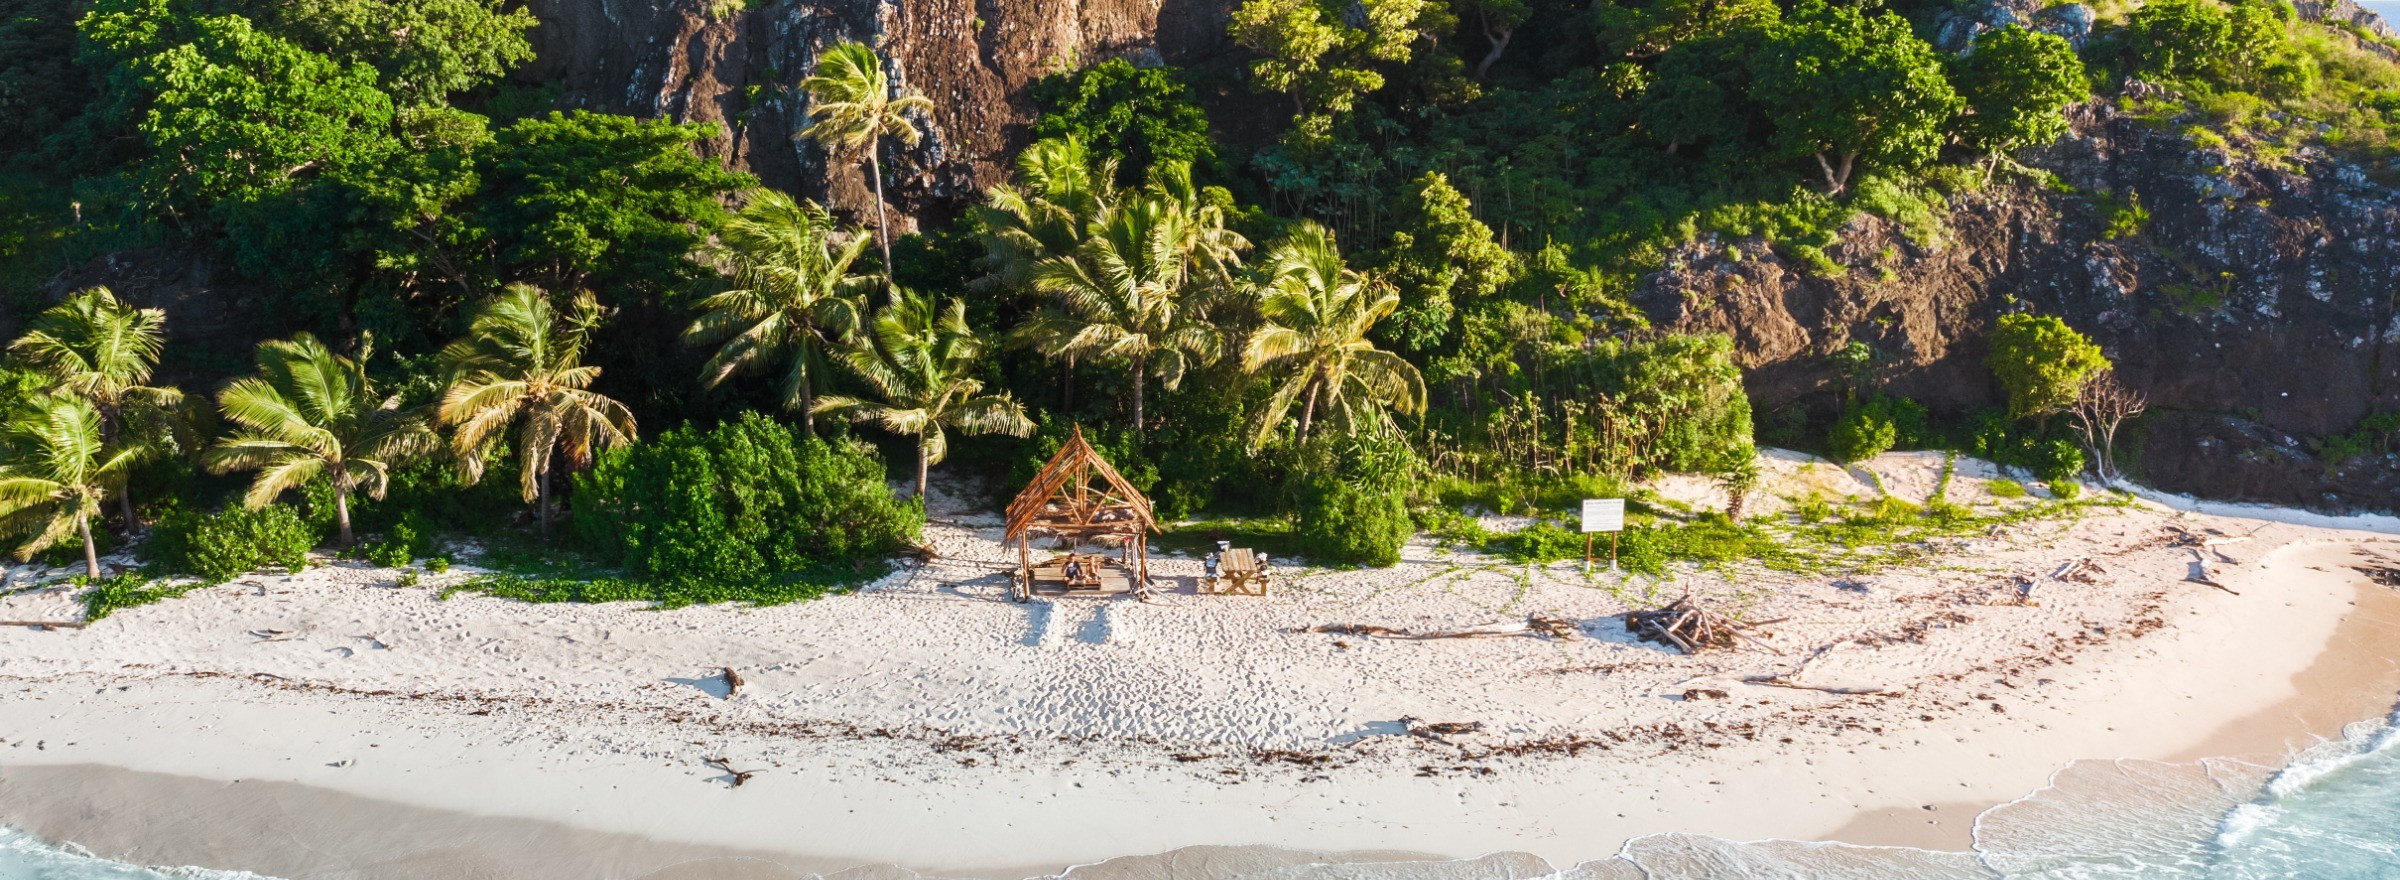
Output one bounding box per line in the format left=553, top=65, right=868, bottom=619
left=1580, top=498, right=1625, bottom=533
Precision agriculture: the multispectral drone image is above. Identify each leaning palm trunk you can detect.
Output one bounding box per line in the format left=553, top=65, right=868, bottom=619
left=1130, top=351, right=1146, bottom=437
left=77, top=512, right=99, bottom=579
left=868, top=147, right=893, bottom=285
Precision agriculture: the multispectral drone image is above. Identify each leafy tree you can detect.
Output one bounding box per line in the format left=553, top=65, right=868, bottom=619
left=1229, top=0, right=1434, bottom=144
left=477, top=110, right=751, bottom=294
left=80, top=6, right=399, bottom=208
left=9, top=287, right=184, bottom=532
left=1463, top=0, right=1529, bottom=78
left=572, top=411, right=922, bottom=595
left=1243, top=222, right=1426, bottom=447
left=1749, top=0, right=1960, bottom=193
left=1016, top=196, right=1224, bottom=438
left=799, top=41, right=932, bottom=278
left=0, top=0, right=94, bottom=159
left=1372, top=172, right=1512, bottom=352
left=204, top=333, right=436, bottom=546
left=266, top=0, right=536, bottom=107
left=2114, top=0, right=2283, bottom=86
left=1593, top=0, right=1777, bottom=58
left=684, top=191, right=874, bottom=435
left=1030, top=60, right=1216, bottom=178
left=1986, top=313, right=2108, bottom=420
left=439, top=285, right=639, bottom=536
left=0, top=395, right=138, bottom=578
left=1949, top=27, right=2088, bottom=171
left=817, top=291, right=1035, bottom=497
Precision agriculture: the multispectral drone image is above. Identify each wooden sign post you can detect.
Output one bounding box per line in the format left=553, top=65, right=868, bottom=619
left=1581, top=498, right=1625, bottom=573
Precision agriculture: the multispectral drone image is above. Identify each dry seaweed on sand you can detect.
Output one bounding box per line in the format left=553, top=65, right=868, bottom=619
left=1296, top=614, right=1581, bottom=641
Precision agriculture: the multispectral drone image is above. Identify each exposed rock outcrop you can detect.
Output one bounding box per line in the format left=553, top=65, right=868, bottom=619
left=517, top=0, right=1241, bottom=230
left=1636, top=94, right=2400, bottom=509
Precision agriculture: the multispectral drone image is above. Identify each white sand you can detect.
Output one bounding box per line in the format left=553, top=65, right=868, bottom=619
left=2, top=453, right=2398, bottom=878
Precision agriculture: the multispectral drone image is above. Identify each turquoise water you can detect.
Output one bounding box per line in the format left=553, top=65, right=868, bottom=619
left=3, top=717, right=2396, bottom=879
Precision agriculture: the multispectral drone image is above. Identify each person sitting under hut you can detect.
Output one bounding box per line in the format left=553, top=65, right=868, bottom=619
left=1064, top=557, right=1099, bottom=586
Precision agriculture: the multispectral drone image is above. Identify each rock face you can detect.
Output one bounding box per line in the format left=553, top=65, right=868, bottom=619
left=1635, top=93, right=2400, bottom=510
left=516, top=0, right=1238, bottom=231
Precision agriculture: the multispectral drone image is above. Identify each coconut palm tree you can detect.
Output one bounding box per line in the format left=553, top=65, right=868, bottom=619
left=1242, top=222, right=1426, bottom=449
left=1014, top=196, right=1226, bottom=438
left=815, top=290, right=1034, bottom=498
left=799, top=40, right=932, bottom=281
left=685, top=190, right=874, bottom=434
left=204, top=333, right=436, bottom=547
left=0, top=394, right=138, bottom=578
left=438, top=285, right=637, bottom=537
left=9, top=286, right=183, bottom=532
left=976, top=136, right=1123, bottom=289
left=1145, top=160, right=1248, bottom=286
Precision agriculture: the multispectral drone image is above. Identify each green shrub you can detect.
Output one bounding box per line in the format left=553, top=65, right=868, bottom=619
left=2032, top=439, right=2087, bottom=483
left=80, top=572, right=199, bottom=621
left=1507, top=519, right=1585, bottom=563
left=1986, top=478, right=2028, bottom=498
left=1829, top=403, right=1898, bottom=463
left=1284, top=430, right=1416, bottom=567
left=425, top=556, right=451, bottom=573
left=360, top=511, right=430, bottom=568
left=571, top=412, right=921, bottom=603
left=141, top=504, right=319, bottom=584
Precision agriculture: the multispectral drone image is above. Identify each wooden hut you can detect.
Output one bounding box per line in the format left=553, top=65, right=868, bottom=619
left=1004, top=427, right=1157, bottom=601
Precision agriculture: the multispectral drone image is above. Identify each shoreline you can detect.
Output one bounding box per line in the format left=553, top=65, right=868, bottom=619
left=5, top=460, right=2400, bottom=877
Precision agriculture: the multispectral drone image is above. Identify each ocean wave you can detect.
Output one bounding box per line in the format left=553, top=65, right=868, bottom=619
left=0, top=826, right=285, bottom=880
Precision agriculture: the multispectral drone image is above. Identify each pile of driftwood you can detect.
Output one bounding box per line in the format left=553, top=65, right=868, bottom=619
left=1626, top=595, right=1783, bottom=654
left=1298, top=614, right=1581, bottom=641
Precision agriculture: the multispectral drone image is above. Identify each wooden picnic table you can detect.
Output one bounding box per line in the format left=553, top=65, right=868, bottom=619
left=1215, top=548, right=1269, bottom=596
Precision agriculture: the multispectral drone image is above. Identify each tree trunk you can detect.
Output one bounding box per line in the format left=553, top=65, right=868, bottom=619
left=118, top=490, right=137, bottom=537
left=868, top=145, right=895, bottom=298
left=1474, top=13, right=1513, bottom=78
left=1062, top=354, right=1076, bottom=413
left=79, top=511, right=99, bottom=579
left=537, top=466, right=553, bottom=539
left=915, top=438, right=931, bottom=499
left=1298, top=378, right=1322, bottom=441
left=334, top=483, right=354, bottom=547
left=1129, top=351, right=1146, bottom=439
left=799, top=366, right=815, bottom=436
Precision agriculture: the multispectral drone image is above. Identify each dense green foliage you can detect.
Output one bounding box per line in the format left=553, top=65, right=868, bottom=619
left=1031, top=59, right=1217, bottom=178
left=1987, top=313, right=2109, bottom=419
left=140, top=503, right=318, bottom=583
left=571, top=412, right=921, bottom=602
left=1285, top=430, right=1417, bottom=566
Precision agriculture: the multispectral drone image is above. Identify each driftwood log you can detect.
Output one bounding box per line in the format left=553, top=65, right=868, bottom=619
left=703, top=756, right=762, bottom=788
left=721, top=667, right=744, bottom=698
left=1299, top=614, right=1580, bottom=641
left=0, top=620, right=85, bottom=630
left=1625, top=595, right=1784, bottom=654
left=1396, top=716, right=1485, bottom=746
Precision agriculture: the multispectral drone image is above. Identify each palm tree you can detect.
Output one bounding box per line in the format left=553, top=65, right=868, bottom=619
left=438, top=285, right=637, bottom=537
left=9, top=286, right=183, bottom=532
left=1145, top=160, right=1248, bottom=286
left=976, top=136, right=1124, bottom=413
left=204, top=334, right=436, bottom=547
left=816, top=290, right=1034, bottom=498
left=685, top=190, right=873, bottom=434
left=799, top=41, right=932, bottom=281
left=1241, top=222, right=1426, bottom=449
left=1015, top=196, right=1227, bottom=438
left=0, top=395, right=138, bottom=578
left=976, top=136, right=1123, bottom=288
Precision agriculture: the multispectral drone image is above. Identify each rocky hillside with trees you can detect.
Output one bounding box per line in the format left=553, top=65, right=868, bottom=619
left=5, top=0, right=2400, bottom=607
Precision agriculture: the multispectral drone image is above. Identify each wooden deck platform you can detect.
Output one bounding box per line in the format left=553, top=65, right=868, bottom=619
left=1024, top=554, right=1137, bottom=597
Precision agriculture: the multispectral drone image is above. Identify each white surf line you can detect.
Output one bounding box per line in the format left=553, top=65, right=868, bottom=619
left=2112, top=479, right=2400, bottom=535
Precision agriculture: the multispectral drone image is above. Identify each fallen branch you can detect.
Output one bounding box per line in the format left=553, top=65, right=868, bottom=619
left=703, top=756, right=762, bottom=788
left=1396, top=716, right=1484, bottom=746
left=721, top=667, right=744, bottom=698
left=0, top=620, right=85, bottom=630
left=1626, top=595, right=1782, bottom=654
left=1298, top=614, right=1580, bottom=641
left=1741, top=676, right=1885, bottom=695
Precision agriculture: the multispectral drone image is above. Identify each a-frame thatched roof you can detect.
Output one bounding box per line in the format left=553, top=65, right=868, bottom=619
left=1004, top=426, right=1157, bottom=544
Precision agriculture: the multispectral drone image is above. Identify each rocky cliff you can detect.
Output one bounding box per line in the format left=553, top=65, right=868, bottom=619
left=1636, top=92, right=2400, bottom=509
left=516, top=0, right=1238, bottom=231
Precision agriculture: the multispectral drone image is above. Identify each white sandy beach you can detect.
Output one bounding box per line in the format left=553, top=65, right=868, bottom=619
left=1, top=452, right=2397, bottom=878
